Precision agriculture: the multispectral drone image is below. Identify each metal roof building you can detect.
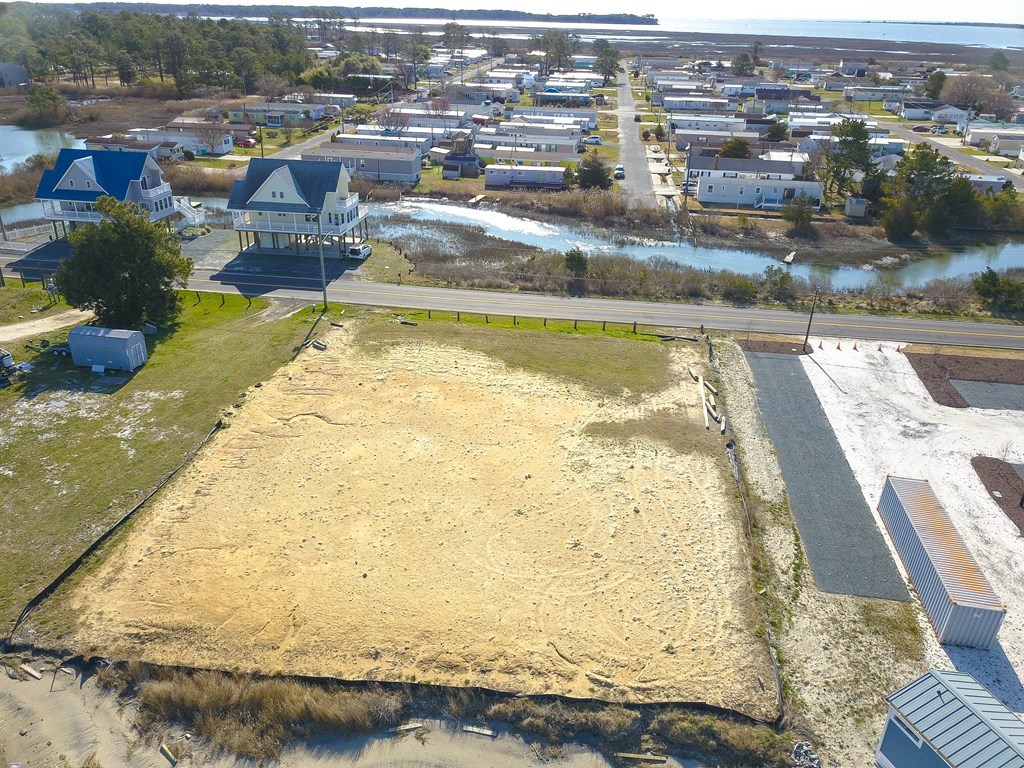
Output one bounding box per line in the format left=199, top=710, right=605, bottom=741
left=878, top=476, right=1005, bottom=649
left=67, top=326, right=148, bottom=372
left=877, top=670, right=1024, bottom=768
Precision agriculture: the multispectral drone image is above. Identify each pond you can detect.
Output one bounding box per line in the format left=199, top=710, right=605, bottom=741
left=0, top=124, right=84, bottom=173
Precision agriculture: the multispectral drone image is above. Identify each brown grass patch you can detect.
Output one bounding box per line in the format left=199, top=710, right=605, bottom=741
left=904, top=352, right=1024, bottom=408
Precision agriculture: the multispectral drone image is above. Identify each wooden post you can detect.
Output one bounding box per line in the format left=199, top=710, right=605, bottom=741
left=220, top=293, right=225, bottom=306
left=632, top=321, right=637, bottom=333
left=574, top=319, right=578, bottom=330
left=485, top=315, right=489, bottom=323
left=457, top=311, right=460, bottom=321
left=428, top=309, right=431, bottom=319
left=602, top=321, right=606, bottom=331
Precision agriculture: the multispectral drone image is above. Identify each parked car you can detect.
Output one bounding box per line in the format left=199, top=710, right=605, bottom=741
left=613, top=164, right=625, bottom=179
left=582, top=135, right=602, bottom=145
left=347, top=243, right=372, bottom=259
left=930, top=125, right=948, bottom=134
left=911, top=125, right=931, bottom=132
left=236, top=138, right=258, bottom=148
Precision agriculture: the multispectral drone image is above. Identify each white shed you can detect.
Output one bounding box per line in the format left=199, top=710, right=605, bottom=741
left=67, top=326, right=149, bottom=371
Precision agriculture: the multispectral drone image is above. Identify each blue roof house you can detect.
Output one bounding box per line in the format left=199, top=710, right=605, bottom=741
left=227, top=158, right=368, bottom=255
left=35, top=149, right=175, bottom=232
left=877, top=670, right=1024, bottom=768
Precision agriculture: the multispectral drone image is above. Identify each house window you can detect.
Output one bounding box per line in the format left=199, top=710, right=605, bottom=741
left=755, top=187, right=762, bottom=194
left=86, top=181, right=91, bottom=188
left=271, top=191, right=277, bottom=198
left=69, top=180, right=75, bottom=188
left=706, top=185, right=714, bottom=193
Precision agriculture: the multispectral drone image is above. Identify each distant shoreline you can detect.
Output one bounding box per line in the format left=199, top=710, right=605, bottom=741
left=54, top=3, right=659, bottom=25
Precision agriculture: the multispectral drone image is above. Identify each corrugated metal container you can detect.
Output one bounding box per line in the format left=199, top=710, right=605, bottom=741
left=878, top=476, right=1005, bottom=649
left=68, top=326, right=148, bottom=371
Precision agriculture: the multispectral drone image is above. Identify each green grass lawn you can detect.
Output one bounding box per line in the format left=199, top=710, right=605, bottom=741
left=0, top=294, right=317, bottom=632
left=188, top=156, right=248, bottom=169
left=357, top=312, right=671, bottom=398
left=0, top=284, right=68, bottom=326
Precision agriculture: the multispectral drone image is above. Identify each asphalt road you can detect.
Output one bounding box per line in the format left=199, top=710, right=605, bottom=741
left=614, top=71, right=656, bottom=206
left=4, top=250, right=1022, bottom=348
left=181, top=268, right=1024, bottom=349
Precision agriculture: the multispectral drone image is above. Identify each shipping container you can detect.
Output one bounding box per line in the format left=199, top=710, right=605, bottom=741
left=878, top=476, right=1005, bottom=649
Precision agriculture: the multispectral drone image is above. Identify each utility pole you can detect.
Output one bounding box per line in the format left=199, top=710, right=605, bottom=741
left=802, top=289, right=819, bottom=352
left=313, top=212, right=328, bottom=311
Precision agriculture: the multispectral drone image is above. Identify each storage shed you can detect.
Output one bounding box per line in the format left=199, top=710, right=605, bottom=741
left=876, top=669, right=1024, bottom=768
left=878, top=476, right=1005, bottom=649
left=67, top=326, right=148, bottom=372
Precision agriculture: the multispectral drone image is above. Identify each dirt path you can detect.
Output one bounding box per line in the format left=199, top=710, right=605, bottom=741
left=0, top=310, right=93, bottom=343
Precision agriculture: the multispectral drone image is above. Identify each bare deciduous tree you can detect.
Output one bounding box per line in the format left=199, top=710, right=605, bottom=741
left=375, top=104, right=411, bottom=132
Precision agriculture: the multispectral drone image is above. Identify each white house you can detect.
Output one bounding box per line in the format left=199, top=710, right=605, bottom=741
left=227, top=158, right=368, bottom=255
left=35, top=149, right=176, bottom=233
left=695, top=177, right=823, bottom=209
left=958, top=173, right=1010, bottom=193
left=508, top=107, right=598, bottom=129
left=483, top=164, right=566, bottom=190
left=929, top=104, right=970, bottom=123
left=664, top=96, right=731, bottom=113
left=990, top=135, right=1023, bottom=157
left=127, top=127, right=233, bottom=156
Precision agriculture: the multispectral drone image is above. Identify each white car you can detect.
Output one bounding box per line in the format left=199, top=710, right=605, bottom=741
left=347, top=244, right=372, bottom=259
left=582, top=135, right=602, bottom=145
left=613, top=164, right=625, bottom=179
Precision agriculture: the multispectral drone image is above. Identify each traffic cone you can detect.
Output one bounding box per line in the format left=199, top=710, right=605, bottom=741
left=818, top=341, right=823, bottom=350
left=853, top=342, right=859, bottom=351
left=877, top=344, right=883, bottom=352
left=896, top=345, right=902, bottom=353
left=836, top=342, right=842, bottom=350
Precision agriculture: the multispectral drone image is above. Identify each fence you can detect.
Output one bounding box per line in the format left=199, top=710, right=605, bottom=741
left=1, top=223, right=51, bottom=241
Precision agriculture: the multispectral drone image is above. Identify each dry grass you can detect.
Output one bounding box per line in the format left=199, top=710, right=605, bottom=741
left=162, top=165, right=237, bottom=195
left=650, top=709, right=793, bottom=768
left=485, top=699, right=640, bottom=742
left=97, top=663, right=407, bottom=759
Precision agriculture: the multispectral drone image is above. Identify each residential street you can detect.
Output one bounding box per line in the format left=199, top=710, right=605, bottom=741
left=614, top=70, right=656, bottom=206
left=877, top=120, right=1024, bottom=193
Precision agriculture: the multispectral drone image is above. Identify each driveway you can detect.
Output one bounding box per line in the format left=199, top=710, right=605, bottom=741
left=614, top=70, right=656, bottom=207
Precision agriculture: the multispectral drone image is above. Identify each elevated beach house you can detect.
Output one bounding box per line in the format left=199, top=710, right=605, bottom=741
left=227, top=158, right=369, bottom=254
left=35, top=148, right=175, bottom=236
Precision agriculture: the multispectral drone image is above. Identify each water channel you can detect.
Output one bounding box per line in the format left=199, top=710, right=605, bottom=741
left=0, top=124, right=84, bottom=173
left=4, top=192, right=1024, bottom=292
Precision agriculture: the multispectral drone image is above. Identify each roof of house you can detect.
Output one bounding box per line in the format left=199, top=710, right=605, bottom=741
left=86, top=137, right=163, bottom=151
left=36, top=148, right=151, bottom=203
left=688, top=155, right=799, bottom=174
left=304, top=143, right=419, bottom=161
left=887, top=670, right=1024, bottom=768
left=227, top=158, right=348, bottom=213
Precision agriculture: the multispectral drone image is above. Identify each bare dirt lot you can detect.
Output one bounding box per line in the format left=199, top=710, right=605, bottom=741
left=49, top=320, right=776, bottom=720
left=904, top=350, right=1024, bottom=408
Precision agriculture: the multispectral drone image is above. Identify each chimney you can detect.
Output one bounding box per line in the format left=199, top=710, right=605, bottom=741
left=713, top=154, right=719, bottom=170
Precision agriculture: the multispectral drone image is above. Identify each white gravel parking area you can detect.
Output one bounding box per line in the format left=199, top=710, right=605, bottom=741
left=801, top=341, right=1024, bottom=712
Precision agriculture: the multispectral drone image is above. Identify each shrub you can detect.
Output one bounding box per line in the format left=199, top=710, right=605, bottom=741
left=485, top=699, right=640, bottom=742
left=881, top=200, right=917, bottom=240
left=182, top=149, right=195, bottom=161
left=651, top=709, right=792, bottom=768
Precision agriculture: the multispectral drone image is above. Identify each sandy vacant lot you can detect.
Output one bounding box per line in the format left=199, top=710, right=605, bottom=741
left=55, top=321, right=775, bottom=719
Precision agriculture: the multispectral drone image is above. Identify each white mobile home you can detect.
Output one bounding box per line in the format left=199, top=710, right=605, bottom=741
left=695, top=177, right=823, bottom=209
left=484, top=164, right=566, bottom=190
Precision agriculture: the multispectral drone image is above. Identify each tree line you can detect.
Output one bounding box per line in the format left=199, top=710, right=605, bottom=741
left=0, top=5, right=310, bottom=94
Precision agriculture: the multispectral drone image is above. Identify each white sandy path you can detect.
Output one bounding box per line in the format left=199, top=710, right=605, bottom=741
left=800, top=340, right=1024, bottom=711
left=0, top=309, right=93, bottom=343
